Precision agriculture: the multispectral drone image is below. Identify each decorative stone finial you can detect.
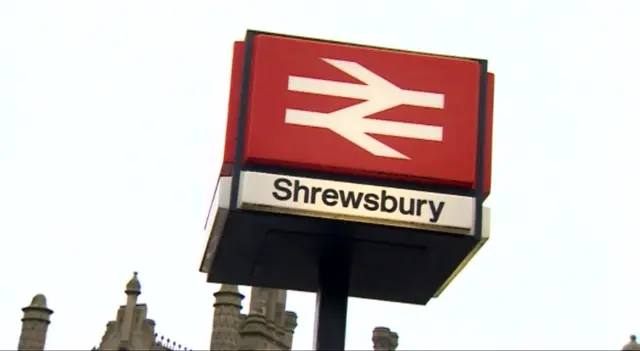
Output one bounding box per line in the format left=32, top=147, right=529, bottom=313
left=29, top=294, right=47, bottom=308
left=283, top=311, right=298, bottom=331
left=389, top=331, right=399, bottom=349
left=213, top=284, right=244, bottom=308
left=219, top=284, right=239, bottom=293
left=125, top=271, right=141, bottom=295
left=372, top=326, right=393, bottom=351
left=21, top=293, right=53, bottom=321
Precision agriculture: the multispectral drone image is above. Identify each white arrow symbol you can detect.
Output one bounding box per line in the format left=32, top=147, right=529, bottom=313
left=285, top=58, right=446, bottom=159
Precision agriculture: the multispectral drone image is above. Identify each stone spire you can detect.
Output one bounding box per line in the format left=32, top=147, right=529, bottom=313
left=372, top=326, right=399, bottom=351
left=264, top=289, right=278, bottom=339
left=119, top=272, right=141, bottom=350
left=248, top=287, right=267, bottom=315
left=272, top=290, right=287, bottom=346
left=210, top=284, right=244, bottom=350
left=274, top=290, right=287, bottom=327
left=18, top=294, right=54, bottom=351
left=125, top=271, right=141, bottom=295
left=239, top=287, right=271, bottom=350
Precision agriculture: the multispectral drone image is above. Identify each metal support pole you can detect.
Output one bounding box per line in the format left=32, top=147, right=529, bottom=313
left=313, top=238, right=351, bottom=351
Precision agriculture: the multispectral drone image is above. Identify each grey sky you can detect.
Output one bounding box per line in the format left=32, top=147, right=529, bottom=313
left=1, top=1, right=638, bottom=350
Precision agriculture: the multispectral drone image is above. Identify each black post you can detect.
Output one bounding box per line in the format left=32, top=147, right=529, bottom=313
left=313, top=237, right=351, bottom=350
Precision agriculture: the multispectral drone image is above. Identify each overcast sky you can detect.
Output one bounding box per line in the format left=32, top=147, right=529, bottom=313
left=1, top=1, right=639, bottom=350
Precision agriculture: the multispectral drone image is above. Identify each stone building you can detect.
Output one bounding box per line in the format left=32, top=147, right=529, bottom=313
left=16, top=272, right=399, bottom=350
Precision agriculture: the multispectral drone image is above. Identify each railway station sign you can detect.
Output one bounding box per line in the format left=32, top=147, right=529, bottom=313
left=200, top=30, right=495, bottom=305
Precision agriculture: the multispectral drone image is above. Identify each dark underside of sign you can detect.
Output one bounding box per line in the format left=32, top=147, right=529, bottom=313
left=205, top=208, right=479, bottom=305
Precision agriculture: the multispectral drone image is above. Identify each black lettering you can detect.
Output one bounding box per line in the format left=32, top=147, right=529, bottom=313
left=428, top=201, right=445, bottom=223
left=339, top=190, right=363, bottom=208
left=380, top=190, right=397, bottom=213
left=399, top=198, right=416, bottom=215
left=274, top=178, right=438, bottom=221
left=322, top=189, right=339, bottom=206
left=415, top=199, right=428, bottom=216
left=272, top=178, right=292, bottom=201
left=293, top=180, right=309, bottom=203
left=363, top=193, right=379, bottom=211
left=310, top=187, right=322, bottom=204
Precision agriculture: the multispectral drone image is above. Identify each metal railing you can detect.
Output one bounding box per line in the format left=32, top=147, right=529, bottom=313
left=154, top=333, right=192, bottom=351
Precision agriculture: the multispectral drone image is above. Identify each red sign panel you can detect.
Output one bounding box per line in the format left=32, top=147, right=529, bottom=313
left=223, top=36, right=494, bottom=192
